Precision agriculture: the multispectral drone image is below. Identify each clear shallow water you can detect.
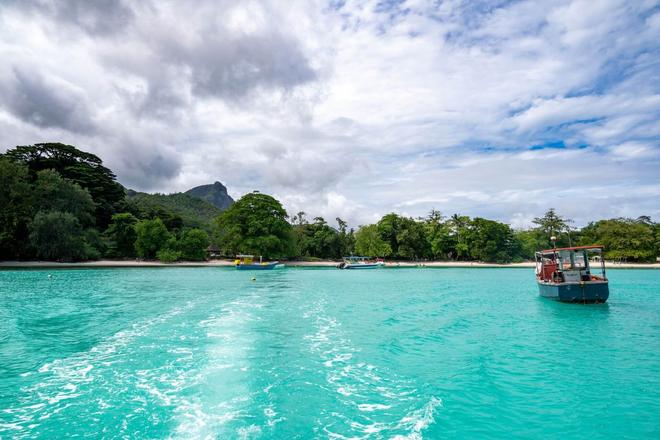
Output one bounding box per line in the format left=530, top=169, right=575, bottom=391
left=0, top=268, right=658, bottom=439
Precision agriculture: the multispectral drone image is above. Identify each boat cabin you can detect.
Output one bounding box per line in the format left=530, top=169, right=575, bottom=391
left=235, top=254, right=257, bottom=265
left=535, top=245, right=607, bottom=284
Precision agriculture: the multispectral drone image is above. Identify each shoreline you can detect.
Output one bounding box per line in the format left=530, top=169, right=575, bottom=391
left=1, top=260, right=658, bottom=269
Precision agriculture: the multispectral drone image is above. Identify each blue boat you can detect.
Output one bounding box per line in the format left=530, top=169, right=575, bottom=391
left=234, top=255, right=280, bottom=270
left=337, top=256, right=385, bottom=269
left=535, top=245, right=609, bottom=303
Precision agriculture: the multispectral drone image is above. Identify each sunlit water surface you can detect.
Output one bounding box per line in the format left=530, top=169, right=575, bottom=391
left=1, top=268, right=658, bottom=439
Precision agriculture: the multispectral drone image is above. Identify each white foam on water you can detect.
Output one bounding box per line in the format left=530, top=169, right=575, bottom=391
left=171, top=293, right=273, bottom=439
left=0, top=423, right=23, bottom=431
left=392, top=396, right=442, bottom=440
left=336, top=385, right=356, bottom=396
left=4, top=301, right=197, bottom=434
left=303, top=299, right=443, bottom=439
left=357, top=403, right=391, bottom=412
left=324, top=353, right=353, bottom=367
left=170, top=400, right=240, bottom=440
left=263, top=405, right=285, bottom=427
left=237, top=424, right=261, bottom=439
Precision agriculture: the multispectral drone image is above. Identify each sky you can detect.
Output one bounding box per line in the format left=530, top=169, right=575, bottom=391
left=0, top=0, right=658, bottom=228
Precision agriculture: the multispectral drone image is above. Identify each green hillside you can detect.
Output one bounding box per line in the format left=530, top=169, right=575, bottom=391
left=126, top=190, right=222, bottom=230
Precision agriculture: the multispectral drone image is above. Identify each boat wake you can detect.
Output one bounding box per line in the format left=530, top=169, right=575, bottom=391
left=2, top=301, right=198, bottom=438
left=304, top=300, right=442, bottom=439
left=172, top=291, right=279, bottom=439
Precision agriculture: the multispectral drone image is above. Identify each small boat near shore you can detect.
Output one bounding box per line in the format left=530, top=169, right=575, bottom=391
left=337, top=256, right=385, bottom=270
left=535, top=245, right=609, bottom=303
left=234, top=255, right=279, bottom=270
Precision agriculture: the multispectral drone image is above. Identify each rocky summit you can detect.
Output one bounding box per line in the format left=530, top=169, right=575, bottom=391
left=185, top=181, right=234, bottom=210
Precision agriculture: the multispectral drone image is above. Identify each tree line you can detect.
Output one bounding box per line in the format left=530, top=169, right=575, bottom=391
left=1, top=143, right=658, bottom=263
left=0, top=143, right=209, bottom=262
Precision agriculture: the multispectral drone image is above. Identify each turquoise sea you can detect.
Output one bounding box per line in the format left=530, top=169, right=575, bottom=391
left=1, top=268, right=658, bottom=439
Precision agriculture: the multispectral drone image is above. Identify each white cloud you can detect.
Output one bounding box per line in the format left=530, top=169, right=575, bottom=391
left=0, top=0, right=658, bottom=226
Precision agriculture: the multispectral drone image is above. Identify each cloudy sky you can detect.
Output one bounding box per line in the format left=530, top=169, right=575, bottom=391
left=1, top=0, right=658, bottom=228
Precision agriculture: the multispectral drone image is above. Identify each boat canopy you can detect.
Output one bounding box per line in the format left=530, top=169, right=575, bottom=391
left=535, top=245, right=607, bottom=283
left=537, top=245, right=603, bottom=256
left=343, top=256, right=372, bottom=261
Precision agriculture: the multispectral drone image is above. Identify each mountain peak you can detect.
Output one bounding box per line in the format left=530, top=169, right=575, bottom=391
left=185, top=181, right=234, bottom=210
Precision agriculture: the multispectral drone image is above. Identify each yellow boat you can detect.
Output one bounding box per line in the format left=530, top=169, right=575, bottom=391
left=234, top=254, right=279, bottom=270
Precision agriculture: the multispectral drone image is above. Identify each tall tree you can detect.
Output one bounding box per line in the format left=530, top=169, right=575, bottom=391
left=377, top=213, right=403, bottom=256
left=214, top=192, right=294, bottom=259
left=396, top=217, right=430, bottom=259
left=32, top=170, right=95, bottom=226
left=447, top=214, right=471, bottom=260
left=29, top=211, right=89, bottom=261
left=2, top=143, right=125, bottom=228
left=178, top=228, right=210, bottom=261
left=336, top=217, right=355, bottom=257
left=467, top=218, right=520, bottom=263
left=293, top=217, right=341, bottom=259
left=291, top=211, right=308, bottom=226
left=0, top=159, right=32, bottom=259
left=134, top=218, right=171, bottom=259
left=579, top=218, right=656, bottom=262
left=424, top=210, right=453, bottom=260
left=532, top=208, right=573, bottom=247
left=104, top=213, right=139, bottom=258
left=355, top=224, right=392, bottom=257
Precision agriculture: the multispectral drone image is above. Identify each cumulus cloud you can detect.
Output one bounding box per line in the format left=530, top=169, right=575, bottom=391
left=1, top=67, right=95, bottom=134
left=0, top=0, right=658, bottom=226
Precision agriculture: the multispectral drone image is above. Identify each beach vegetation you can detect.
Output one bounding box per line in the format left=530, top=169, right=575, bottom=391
left=214, top=192, right=294, bottom=259
left=1, top=143, right=125, bottom=228
left=0, top=158, right=32, bottom=259
left=376, top=213, right=430, bottom=259
left=29, top=211, right=90, bottom=261
left=156, top=248, right=181, bottom=263
left=466, top=218, right=521, bottom=263
left=355, top=224, right=392, bottom=257
left=579, top=217, right=656, bottom=262
left=104, top=213, right=139, bottom=258
left=178, top=229, right=210, bottom=261
left=134, top=218, right=171, bottom=259
left=336, top=217, right=356, bottom=257
left=1, top=143, right=659, bottom=264
left=33, top=170, right=95, bottom=226
left=293, top=216, right=341, bottom=259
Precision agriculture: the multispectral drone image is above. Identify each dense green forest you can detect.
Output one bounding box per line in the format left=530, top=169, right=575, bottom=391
left=1, top=143, right=658, bottom=263
left=125, top=190, right=222, bottom=231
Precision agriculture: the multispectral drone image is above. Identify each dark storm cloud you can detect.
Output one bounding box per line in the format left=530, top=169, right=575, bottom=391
left=182, top=32, right=317, bottom=100
left=118, top=28, right=317, bottom=118
left=101, top=1, right=318, bottom=118
left=109, top=140, right=183, bottom=190
left=3, top=67, right=95, bottom=134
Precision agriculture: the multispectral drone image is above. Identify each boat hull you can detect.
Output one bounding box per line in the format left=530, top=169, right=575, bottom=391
left=236, top=262, right=279, bottom=270
left=537, top=281, right=609, bottom=303
left=343, top=263, right=381, bottom=269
